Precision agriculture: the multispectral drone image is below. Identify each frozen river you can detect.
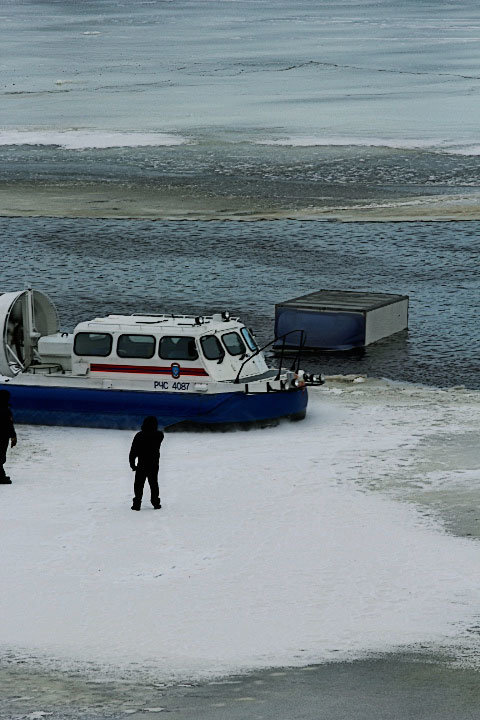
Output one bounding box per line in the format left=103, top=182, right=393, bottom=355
left=1, top=383, right=480, bottom=717
left=2, top=0, right=480, bottom=218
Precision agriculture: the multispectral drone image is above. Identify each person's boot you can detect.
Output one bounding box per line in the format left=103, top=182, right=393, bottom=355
left=0, top=476, right=12, bottom=484
left=152, top=502, right=161, bottom=509
left=131, top=498, right=141, bottom=511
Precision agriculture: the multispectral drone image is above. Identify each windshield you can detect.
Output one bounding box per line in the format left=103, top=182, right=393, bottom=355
left=222, top=331, right=246, bottom=356
left=241, top=327, right=257, bottom=352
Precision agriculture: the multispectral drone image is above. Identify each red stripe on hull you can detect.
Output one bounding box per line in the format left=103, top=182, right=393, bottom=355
left=90, top=364, right=209, bottom=377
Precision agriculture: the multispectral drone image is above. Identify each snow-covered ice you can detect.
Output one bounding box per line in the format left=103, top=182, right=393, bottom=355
left=0, top=130, right=188, bottom=150
left=0, top=381, right=479, bottom=680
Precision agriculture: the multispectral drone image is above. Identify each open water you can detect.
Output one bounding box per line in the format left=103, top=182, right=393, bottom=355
left=3, top=653, right=480, bottom=720
left=0, top=217, right=478, bottom=389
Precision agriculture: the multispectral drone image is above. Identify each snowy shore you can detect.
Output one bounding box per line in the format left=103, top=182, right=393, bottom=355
left=1, top=380, right=480, bottom=680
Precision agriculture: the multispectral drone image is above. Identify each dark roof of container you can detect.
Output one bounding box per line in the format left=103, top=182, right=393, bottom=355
left=276, top=290, right=409, bottom=313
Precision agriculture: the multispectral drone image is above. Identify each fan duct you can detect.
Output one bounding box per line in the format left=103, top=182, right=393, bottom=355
left=0, top=289, right=59, bottom=377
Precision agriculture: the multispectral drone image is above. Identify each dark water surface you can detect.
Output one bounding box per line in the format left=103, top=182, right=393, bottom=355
left=0, top=218, right=478, bottom=388
left=2, top=653, right=480, bottom=720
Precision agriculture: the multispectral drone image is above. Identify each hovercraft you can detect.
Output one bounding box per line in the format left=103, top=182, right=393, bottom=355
left=0, top=289, right=322, bottom=429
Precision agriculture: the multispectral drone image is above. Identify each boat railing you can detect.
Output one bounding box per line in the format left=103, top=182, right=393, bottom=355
left=234, top=329, right=306, bottom=384
left=129, top=313, right=240, bottom=324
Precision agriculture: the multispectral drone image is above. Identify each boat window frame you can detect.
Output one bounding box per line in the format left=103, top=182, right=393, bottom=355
left=200, top=334, right=225, bottom=361
left=240, top=327, right=258, bottom=352
left=117, top=333, right=156, bottom=360
left=159, top=335, right=199, bottom=361
left=221, top=331, right=247, bottom=357
left=73, top=331, right=113, bottom=357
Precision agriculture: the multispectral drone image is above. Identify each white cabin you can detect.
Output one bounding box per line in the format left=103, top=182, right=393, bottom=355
left=37, top=312, right=270, bottom=384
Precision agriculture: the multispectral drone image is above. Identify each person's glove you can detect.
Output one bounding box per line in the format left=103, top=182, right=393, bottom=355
left=11, top=437, right=17, bottom=448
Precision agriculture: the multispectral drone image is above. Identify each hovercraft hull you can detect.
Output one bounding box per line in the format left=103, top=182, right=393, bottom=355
left=3, top=383, right=308, bottom=430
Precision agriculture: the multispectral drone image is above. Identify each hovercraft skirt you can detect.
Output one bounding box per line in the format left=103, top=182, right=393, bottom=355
left=3, top=384, right=308, bottom=430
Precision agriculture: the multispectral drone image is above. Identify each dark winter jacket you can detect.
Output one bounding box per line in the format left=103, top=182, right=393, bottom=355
left=0, top=405, right=16, bottom=441
left=129, top=418, right=164, bottom=470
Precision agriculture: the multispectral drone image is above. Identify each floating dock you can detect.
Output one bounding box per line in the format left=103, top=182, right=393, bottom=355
left=274, top=290, right=409, bottom=351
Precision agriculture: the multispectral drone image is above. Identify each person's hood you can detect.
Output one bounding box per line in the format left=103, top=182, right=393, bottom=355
left=141, top=416, right=158, bottom=432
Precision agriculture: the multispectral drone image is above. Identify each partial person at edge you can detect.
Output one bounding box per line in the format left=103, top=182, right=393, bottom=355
left=0, top=389, right=17, bottom=485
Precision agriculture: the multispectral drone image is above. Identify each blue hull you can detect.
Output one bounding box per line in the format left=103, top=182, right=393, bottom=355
left=4, top=384, right=308, bottom=429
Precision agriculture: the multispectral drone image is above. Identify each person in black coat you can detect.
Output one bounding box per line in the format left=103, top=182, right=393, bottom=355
left=129, top=416, right=164, bottom=511
left=0, top=389, right=17, bottom=485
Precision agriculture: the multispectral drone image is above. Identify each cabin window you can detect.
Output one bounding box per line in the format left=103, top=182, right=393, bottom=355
left=241, top=327, right=258, bottom=352
left=74, top=332, right=112, bottom=357
left=222, top=332, right=246, bottom=357
left=159, top=336, right=198, bottom=361
left=117, top=334, right=155, bottom=359
left=201, top=335, right=225, bottom=361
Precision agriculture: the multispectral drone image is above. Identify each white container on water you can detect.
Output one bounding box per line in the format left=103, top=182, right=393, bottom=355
left=274, top=290, right=409, bottom=351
